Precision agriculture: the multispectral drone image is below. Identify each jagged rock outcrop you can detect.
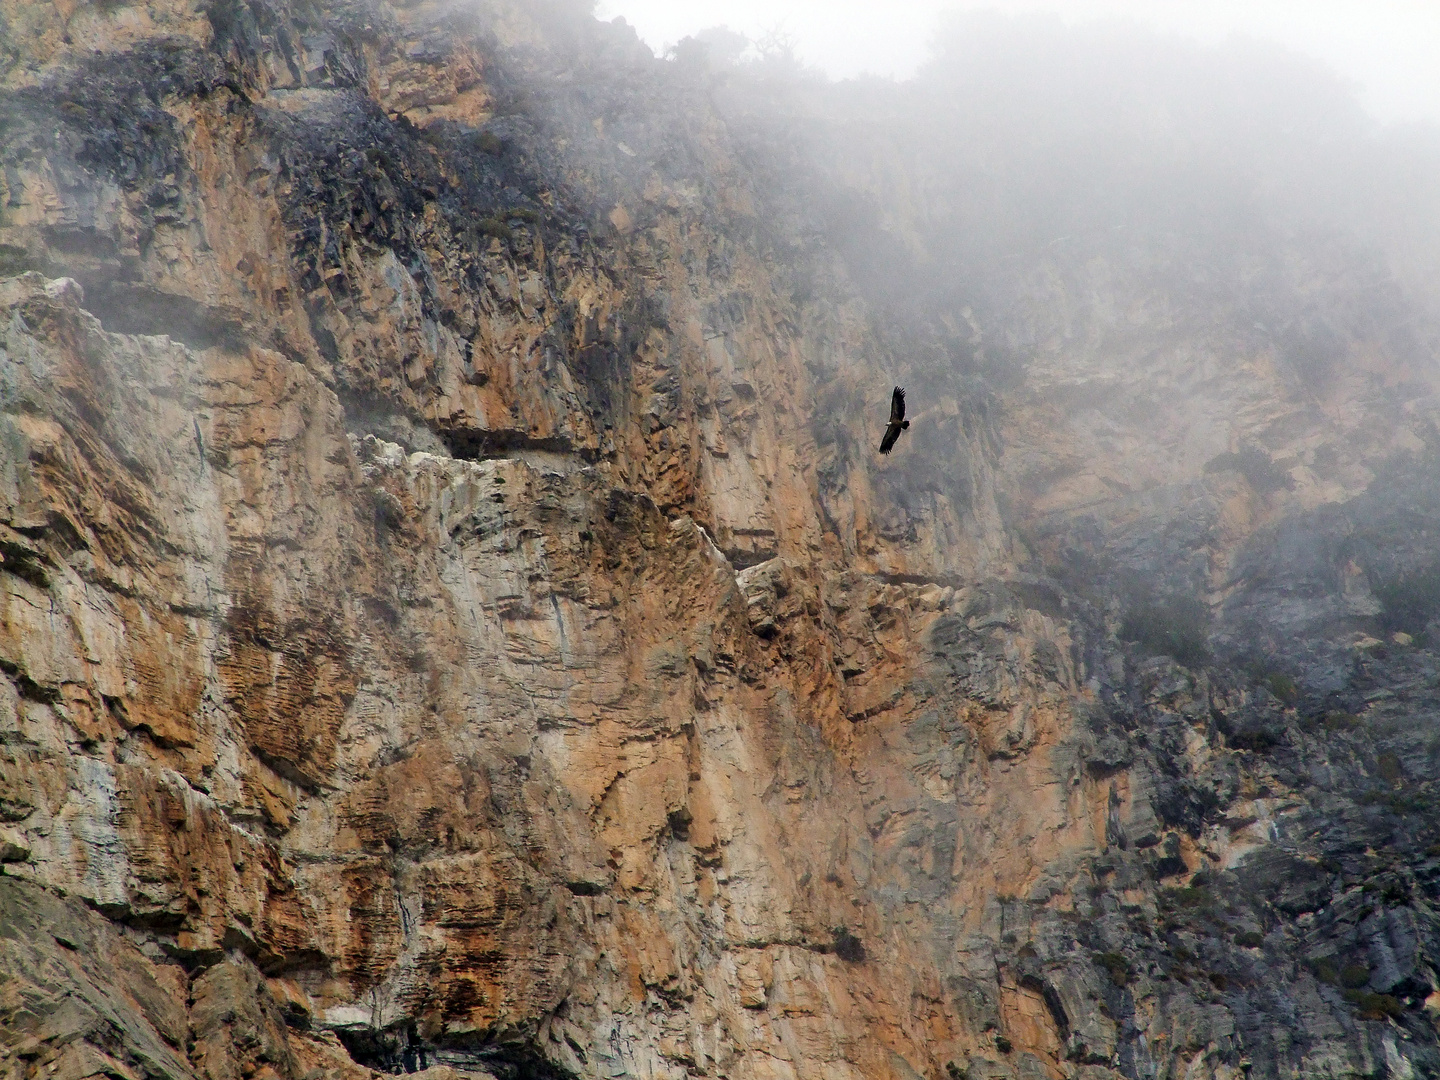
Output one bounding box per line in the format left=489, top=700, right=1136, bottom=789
left=3, top=5, right=1440, bottom=1080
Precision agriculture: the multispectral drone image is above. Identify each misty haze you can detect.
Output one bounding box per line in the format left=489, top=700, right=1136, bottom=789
left=1, top=3, right=1439, bottom=1080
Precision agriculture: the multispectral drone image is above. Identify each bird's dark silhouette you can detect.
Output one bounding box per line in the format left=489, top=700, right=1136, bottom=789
left=878, top=386, right=909, bottom=454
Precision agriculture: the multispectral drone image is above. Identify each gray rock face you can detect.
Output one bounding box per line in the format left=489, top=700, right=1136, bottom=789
left=0, top=875, right=195, bottom=1080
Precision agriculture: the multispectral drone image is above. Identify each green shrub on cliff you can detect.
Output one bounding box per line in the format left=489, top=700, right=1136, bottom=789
left=1344, top=989, right=1404, bottom=1020
left=1120, top=596, right=1210, bottom=666
left=1371, top=563, right=1440, bottom=641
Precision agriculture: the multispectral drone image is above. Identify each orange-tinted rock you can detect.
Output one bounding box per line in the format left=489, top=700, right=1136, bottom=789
left=3, top=4, right=1440, bottom=1080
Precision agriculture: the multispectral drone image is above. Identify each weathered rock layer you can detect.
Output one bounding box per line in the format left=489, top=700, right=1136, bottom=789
left=3, top=5, right=1440, bottom=1080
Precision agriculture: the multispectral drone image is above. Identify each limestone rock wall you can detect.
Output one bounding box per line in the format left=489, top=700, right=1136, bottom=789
left=2, top=5, right=1440, bottom=1080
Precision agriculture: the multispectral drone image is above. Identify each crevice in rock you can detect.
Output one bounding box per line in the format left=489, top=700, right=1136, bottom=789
left=334, top=1024, right=579, bottom=1080
left=75, top=278, right=250, bottom=351
left=333, top=1025, right=430, bottom=1075
left=432, top=1040, right=580, bottom=1080
left=875, top=570, right=970, bottom=590
left=435, top=425, right=595, bottom=463
left=0, top=657, right=61, bottom=704
left=726, top=546, right=778, bottom=571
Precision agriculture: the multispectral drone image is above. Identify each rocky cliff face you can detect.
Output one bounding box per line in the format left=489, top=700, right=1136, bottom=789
left=3, top=5, right=1440, bottom=1080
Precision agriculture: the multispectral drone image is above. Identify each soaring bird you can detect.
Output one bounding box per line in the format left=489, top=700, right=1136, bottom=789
left=878, top=386, right=909, bottom=455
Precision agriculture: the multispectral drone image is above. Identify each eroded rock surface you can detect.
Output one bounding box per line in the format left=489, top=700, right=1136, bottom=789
left=2, top=5, right=1440, bottom=1080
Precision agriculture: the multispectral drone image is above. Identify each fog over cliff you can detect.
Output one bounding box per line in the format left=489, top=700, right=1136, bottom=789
left=2, top=4, right=1440, bottom=1080
left=692, top=12, right=1440, bottom=668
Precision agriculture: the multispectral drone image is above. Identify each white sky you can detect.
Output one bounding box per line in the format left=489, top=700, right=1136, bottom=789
left=592, top=0, right=1440, bottom=125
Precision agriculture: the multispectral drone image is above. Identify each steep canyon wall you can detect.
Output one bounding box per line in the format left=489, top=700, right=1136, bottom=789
left=2, top=5, right=1440, bottom=1080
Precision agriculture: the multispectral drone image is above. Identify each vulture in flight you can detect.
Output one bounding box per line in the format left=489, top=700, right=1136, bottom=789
left=878, top=386, right=909, bottom=455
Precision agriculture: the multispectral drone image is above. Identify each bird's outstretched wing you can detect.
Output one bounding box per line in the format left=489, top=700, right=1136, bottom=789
left=879, top=423, right=902, bottom=454
left=879, top=386, right=906, bottom=454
